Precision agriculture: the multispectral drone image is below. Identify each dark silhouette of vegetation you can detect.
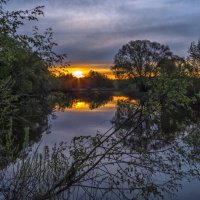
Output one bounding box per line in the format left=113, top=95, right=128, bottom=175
left=188, top=39, right=200, bottom=76
left=112, top=98, right=200, bottom=151
left=0, top=0, right=66, bottom=169
left=112, top=40, right=173, bottom=91
left=112, top=39, right=200, bottom=110
left=0, top=0, right=67, bottom=95
left=0, top=96, right=53, bottom=168
left=0, top=0, right=68, bottom=152
left=53, top=70, right=113, bottom=91
left=158, top=56, right=186, bottom=75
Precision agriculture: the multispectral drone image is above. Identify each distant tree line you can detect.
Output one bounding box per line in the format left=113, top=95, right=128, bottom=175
left=52, top=70, right=113, bottom=91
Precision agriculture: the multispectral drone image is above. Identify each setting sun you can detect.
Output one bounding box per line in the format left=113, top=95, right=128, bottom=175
left=72, top=70, right=84, bottom=78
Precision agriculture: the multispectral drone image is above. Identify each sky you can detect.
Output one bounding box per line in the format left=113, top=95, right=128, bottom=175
left=6, top=0, right=200, bottom=73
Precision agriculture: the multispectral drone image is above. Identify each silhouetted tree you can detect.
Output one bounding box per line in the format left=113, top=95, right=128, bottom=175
left=86, top=70, right=113, bottom=88
left=187, top=39, right=200, bottom=77
left=158, top=56, right=186, bottom=75
left=112, top=40, right=173, bottom=91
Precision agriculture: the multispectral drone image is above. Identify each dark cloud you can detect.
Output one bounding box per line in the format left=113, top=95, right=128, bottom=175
left=6, top=0, right=200, bottom=64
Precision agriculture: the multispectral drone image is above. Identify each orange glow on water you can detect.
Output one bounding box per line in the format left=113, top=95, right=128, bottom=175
left=54, top=96, right=140, bottom=112
left=72, top=101, right=87, bottom=109
left=112, top=96, right=129, bottom=101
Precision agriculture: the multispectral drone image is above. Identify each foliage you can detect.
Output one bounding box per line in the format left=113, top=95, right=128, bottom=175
left=0, top=36, right=51, bottom=94
left=85, top=70, right=113, bottom=88
left=148, top=75, right=192, bottom=110
left=0, top=77, right=18, bottom=167
left=112, top=40, right=173, bottom=91
left=158, top=56, right=186, bottom=75
left=0, top=95, right=53, bottom=169
left=187, top=39, right=200, bottom=77
left=53, top=71, right=113, bottom=91
left=0, top=0, right=68, bottom=95
left=0, top=0, right=68, bottom=167
left=0, top=78, right=17, bottom=125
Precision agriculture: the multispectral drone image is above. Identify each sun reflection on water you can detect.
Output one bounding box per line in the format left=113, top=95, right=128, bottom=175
left=54, top=95, right=140, bottom=112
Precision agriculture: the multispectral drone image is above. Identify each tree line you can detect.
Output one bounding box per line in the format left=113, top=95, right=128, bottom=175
left=112, top=39, right=200, bottom=95
left=52, top=70, right=113, bottom=91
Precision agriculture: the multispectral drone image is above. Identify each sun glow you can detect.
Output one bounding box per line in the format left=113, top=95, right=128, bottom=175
left=72, top=70, right=84, bottom=78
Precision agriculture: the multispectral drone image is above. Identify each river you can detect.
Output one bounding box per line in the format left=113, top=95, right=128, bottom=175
left=1, top=92, right=200, bottom=199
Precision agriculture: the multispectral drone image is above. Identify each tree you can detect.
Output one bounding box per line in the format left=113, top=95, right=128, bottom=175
left=187, top=39, right=200, bottom=77
left=0, top=0, right=69, bottom=172
left=158, top=56, right=186, bottom=75
left=112, top=40, right=173, bottom=91
left=0, top=0, right=68, bottom=95
left=0, top=36, right=51, bottom=94
left=86, top=70, right=113, bottom=88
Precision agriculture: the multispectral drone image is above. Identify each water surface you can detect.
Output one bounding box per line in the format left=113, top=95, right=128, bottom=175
left=1, top=92, right=200, bottom=200
left=37, top=92, right=200, bottom=200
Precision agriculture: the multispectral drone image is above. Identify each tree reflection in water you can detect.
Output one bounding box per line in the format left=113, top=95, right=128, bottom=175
left=0, top=97, right=53, bottom=169
left=0, top=96, right=200, bottom=200
left=52, top=91, right=114, bottom=111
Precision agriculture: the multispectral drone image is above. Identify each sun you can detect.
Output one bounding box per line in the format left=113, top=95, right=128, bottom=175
left=72, top=70, right=84, bottom=78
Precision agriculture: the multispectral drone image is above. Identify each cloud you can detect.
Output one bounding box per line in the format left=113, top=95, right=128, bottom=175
left=6, top=0, right=200, bottom=64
